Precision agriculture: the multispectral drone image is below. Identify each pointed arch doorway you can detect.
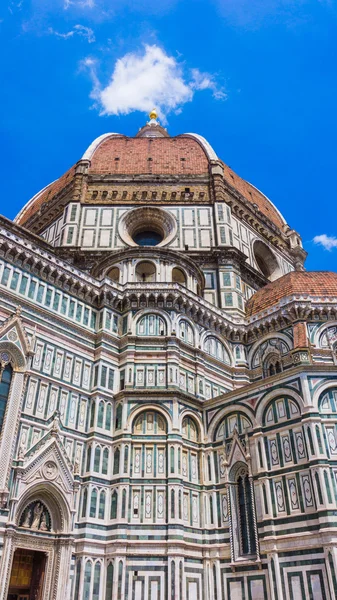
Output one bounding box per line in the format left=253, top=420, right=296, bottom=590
left=0, top=488, right=74, bottom=600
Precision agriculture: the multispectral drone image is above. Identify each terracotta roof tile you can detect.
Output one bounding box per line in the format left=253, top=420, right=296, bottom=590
left=16, top=134, right=288, bottom=232
left=246, top=271, right=337, bottom=316
left=17, top=165, right=76, bottom=225
left=89, top=136, right=209, bottom=175
left=222, top=164, right=285, bottom=230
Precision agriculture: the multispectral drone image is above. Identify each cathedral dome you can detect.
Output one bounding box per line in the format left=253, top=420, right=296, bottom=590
left=246, top=271, right=337, bottom=316
left=14, top=127, right=288, bottom=233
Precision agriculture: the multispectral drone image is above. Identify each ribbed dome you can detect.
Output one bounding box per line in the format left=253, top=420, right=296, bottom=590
left=15, top=129, right=288, bottom=232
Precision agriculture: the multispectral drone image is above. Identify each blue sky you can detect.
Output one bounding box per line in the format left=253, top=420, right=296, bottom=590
left=1, top=0, right=337, bottom=270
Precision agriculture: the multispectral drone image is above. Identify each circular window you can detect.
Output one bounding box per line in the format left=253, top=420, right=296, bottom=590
left=133, top=230, right=163, bottom=247
left=119, top=207, right=177, bottom=248
left=253, top=240, right=281, bottom=281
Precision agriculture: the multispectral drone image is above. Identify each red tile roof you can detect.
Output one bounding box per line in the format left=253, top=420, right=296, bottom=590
left=16, top=134, right=287, bottom=232
left=222, top=164, right=285, bottom=230
left=89, top=136, right=209, bottom=175
left=16, top=165, right=76, bottom=225
left=246, top=271, right=337, bottom=316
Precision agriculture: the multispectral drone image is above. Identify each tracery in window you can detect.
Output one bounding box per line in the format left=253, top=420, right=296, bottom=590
left=178, top=320, right=194, bottom=345
left=136, top=313, right=167, bottom=336
left=0, top=360, right=12, bottom=433
left=251, top=338, right=290, bottom=369
left=229, top=463, right=257, bottom=560
left=110, top=490, right=118, bottom=519
left=204, top=336, right=230, bottom=364
left=263, top=352, right=283, bottom=378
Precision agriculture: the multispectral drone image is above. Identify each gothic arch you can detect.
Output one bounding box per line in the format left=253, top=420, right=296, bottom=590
left=255, top=387, right=305, bottom=424
left=248, top=333, right=292, bottom=369
left=14, top=481, right=72, bottom=534
left=0, top=340, right=26, bottom=372
left=228, top=459, right=248, bottom=483
left=207, top=405, right=255, bottom=442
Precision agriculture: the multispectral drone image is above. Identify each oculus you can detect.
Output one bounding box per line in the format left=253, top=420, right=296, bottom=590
left=118, top=206, right=177, bottom=248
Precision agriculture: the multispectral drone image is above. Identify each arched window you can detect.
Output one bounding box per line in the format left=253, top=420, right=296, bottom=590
left=86, top=445, right=92, bottom=472
left=204, top=336, right=230, bottom=364
left=136, top=314, right=167, bottom=336
left=132, top=411, right=167, bottom=434
left=237, top=473, right=256, bottom=555
left=102, top=448, right=109, bottom=475
left=170, top=446, right=175, bottom=473
left=122, top=489, right=127, bottom=519
left=105, top=404, right=112, bottom=430
left=251, top=338, right=290, bottom=369
left=178, top=320, right=194, bottom=345
left=135, top=261, right=156, bottom=282
left=172, top=267, right=187, bottom=286
left=99, top=490, right=106, bottom=519
left=115, top=403, right=122, bottom=430
left=74, top=560, right=82, bottom=600
left=113, top=448, right=120, bottom=475
left=171, top=489, right=175, bottom=518
left=97, top=401, right=104, bottom=428
left=83, top=561, right=92, bottom=600
left=182, top=416, right=199, bottom=441
left=106, top=562, right=114, bottom=600
left=90, top=489, right=97, bottom=518
left=0, top=363, right=12, bottom=433
left=229, top=464, right=257, bottom=560
left=263, top=353, right=283, bottom=379
left=110, top=490, right=118, bottom=519
left=90, top=401, right=96, bottom=428
left=82, top=488, right=88, bottom=518
left=124, top=445, right=129, bottom=473
left=94, top=446, right=101, bottom=473
left=92, top=561, right=101, bottom=600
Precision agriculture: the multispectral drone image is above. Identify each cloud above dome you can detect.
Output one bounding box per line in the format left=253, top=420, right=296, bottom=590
left=313, top=234, right=337, bottom=251
left=83, top=44, right=226, bottom=123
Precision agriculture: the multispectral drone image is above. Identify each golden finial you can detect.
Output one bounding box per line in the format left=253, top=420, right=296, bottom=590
left=149, top=108, right=158, bottom=120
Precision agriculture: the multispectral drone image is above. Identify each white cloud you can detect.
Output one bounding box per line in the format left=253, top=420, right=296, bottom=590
left=64, top=0, right=95, bottom=9
left=313, top=234, right=337, bottom=251
left=84, top=44, right=226, bottom=123
left=48, top=24, right=95, bottom=43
